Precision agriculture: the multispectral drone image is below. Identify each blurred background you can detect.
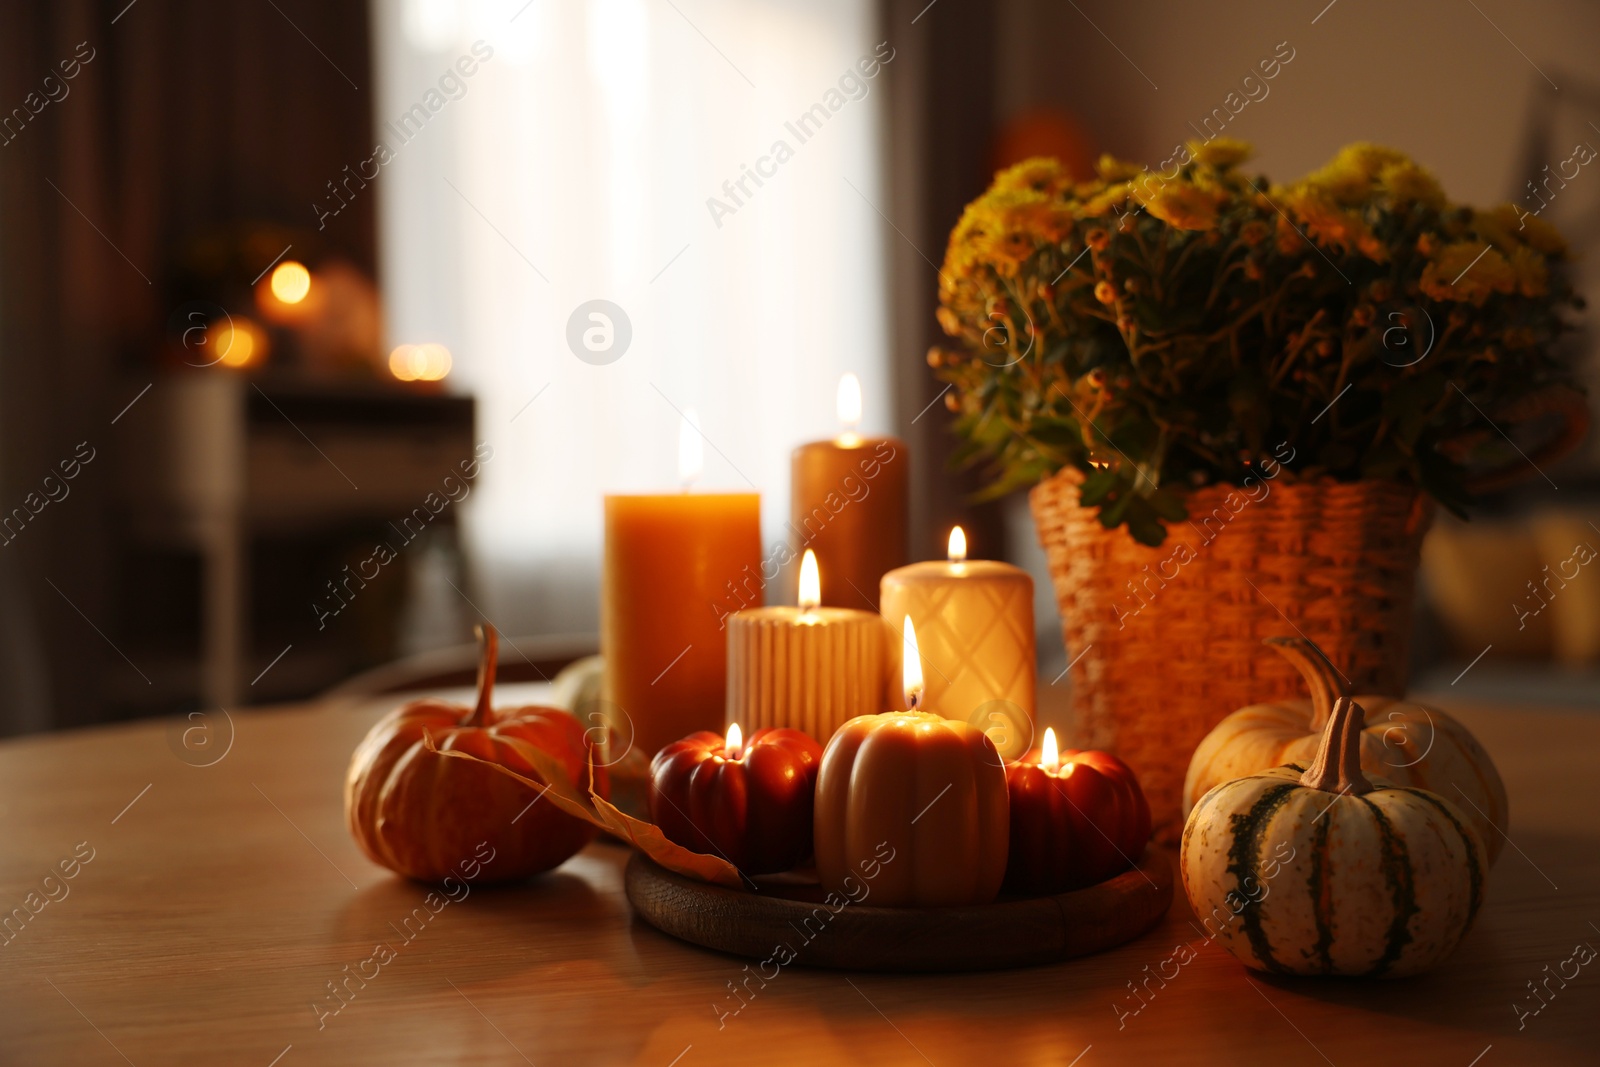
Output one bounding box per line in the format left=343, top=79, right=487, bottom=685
left=0, top=0, right=1596, bottom=735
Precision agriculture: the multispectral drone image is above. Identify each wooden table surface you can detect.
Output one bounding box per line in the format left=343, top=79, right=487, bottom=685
left=2, top=688, right=1597, bottom=1066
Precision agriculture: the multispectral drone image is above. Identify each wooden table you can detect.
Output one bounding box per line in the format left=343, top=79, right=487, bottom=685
left=3, top=691, right=1597, bottom=1065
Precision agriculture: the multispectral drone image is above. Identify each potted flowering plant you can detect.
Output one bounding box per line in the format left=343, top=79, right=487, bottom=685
left=931, top=139, right=1587, bottom=835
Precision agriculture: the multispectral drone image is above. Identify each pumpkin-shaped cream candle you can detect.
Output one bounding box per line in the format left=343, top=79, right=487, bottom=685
left=814, top=618, right=1010, bottom=907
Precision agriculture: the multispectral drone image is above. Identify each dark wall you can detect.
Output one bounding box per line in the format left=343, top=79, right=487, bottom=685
left=0, top=0, right=374, bottom=731
left=881, top=0, right=1008, bottom=562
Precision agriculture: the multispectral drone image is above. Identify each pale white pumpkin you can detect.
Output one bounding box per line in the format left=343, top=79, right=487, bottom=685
left=1181, top=696, right=1487, bottom=978
left=1182, top=637, right=1508, bottom=864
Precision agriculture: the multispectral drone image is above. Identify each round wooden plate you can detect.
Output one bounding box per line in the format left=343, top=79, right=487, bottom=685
left=624, top=847, right=1173, bottom=972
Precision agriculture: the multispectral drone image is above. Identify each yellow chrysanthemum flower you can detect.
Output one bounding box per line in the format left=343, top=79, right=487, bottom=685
left=1480, top=204, right=1569, bottom=259
left=1096, top=154, right=1145, bottom=183
left=1420, top=242, right=1516, bottom=305
left=1134, top=181, right=1218, bottom=230
left=991, top=157, right=1071, bottom=198
left=1356, top=234, right=1389, bottom=263
left=1281, top=187, right=1324, bottom=223
left=1471, top=208, right=1523, bottom=257
left=1378, top=160, right=1445, bottom=210
left=1297, top=162, right=1370, bottom=206
left=1015, top=203, right=1075, bottom=243
left=1507, top=244, right=1549, bottom=297
left=1334, top=143, right=1410, bottom=180
left=1521, top=213, right=1568, bottom=258
left=1079, top=182, right=1132, bottom=218
left=1283, top=187, right=1383, bottom=260
left=1189, top=137, right=1253, bottom=169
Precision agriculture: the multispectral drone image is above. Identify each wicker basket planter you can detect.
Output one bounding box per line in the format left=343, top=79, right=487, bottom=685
left=1030, top=470, right=1433, bottom=840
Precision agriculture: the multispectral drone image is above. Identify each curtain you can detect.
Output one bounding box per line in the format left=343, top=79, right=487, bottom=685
left=374, top=0, right=892, bottom=636
left=0, top=0, right=374, bottom=733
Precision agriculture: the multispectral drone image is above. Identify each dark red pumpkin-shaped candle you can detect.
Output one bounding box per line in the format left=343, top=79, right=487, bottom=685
left=1004, top=728, right=1152, bottom=894
left=649, top=723, right=822, bottom=875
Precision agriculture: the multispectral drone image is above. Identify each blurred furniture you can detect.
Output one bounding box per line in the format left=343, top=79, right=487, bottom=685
left=323, top=632, right=597, bottom=699
left=1423, top=511, right=1600, bottom=665
left=0, top=691, right=1594, bottom=1063
left=117, top=373, right=475, bottom=708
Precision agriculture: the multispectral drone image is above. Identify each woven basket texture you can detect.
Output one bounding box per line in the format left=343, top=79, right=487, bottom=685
left=1030, top=468, right=1432, bottom=839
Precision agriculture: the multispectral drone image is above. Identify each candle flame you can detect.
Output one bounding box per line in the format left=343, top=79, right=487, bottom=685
left=948, top=525, right=967, bottom=563
left=678, top=408, right=704, bottom=488
left=1042, top=727, right=1059, bottom=772
left=902, top=615, right=924, bottom=710
left=725, top=722, right=743, bottom=759
left=798, top=549, right=821, bottom=612
left=837, top=372, right=862, bottom=430
left=269, top=261, right=312, bottom=305
left=389, top=342, right=452, bottom=382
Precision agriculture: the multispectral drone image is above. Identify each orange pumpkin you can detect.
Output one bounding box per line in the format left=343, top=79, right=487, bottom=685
left=345, top=627, right=607, bottom=883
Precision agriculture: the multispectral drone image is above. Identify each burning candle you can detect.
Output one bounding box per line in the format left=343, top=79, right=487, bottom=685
left=1003, top=728, right=1152, bottom=894
left=726, top=549, right=885, bottom=741
left=812, top=624, right=1011, bottom=906
left=648, top=721, right=823, bottom=874
left=901, top=614, right=923, bottom=710
left=602, top=410, right=762, bottom=759
left=880, top=527, right=1036, bottom=758
left=789, top=373, right=909, bottom=611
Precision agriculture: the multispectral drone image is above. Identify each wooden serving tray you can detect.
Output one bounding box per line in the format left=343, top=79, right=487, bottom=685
left=624, top=847, right=1173, bottom=972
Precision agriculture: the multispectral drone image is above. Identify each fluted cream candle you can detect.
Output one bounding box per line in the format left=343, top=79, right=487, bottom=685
left=879, top=527, right=1036, bottom=758
left=726, top=550, right=885, bottom=741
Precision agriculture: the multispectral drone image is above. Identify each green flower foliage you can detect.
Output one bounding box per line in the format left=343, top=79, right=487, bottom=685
left=931, top=141, right=1584, bottom=545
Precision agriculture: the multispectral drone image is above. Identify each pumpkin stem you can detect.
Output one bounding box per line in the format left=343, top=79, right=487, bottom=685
left=1265, top=636, right=1348, bottom=731
left=1298, top=696, right=1374, bottom=796
left=466, top=623, right=498, bottom=727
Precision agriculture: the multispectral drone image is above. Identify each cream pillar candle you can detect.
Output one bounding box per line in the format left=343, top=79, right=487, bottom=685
left=727, top=550, right=885, bottom=741
left=879, top=527, right=1036, bottom=758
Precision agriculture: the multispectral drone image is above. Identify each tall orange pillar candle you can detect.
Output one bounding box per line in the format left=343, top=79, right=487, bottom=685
left=603, top=413, right=762, bottom=759
left=789, top=373, right=908, bottom=612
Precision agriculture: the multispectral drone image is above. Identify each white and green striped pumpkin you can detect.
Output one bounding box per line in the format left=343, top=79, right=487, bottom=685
left=1181, top=695, right=1487, bottom=978
left=1183, top=637, right=1508, bottom=864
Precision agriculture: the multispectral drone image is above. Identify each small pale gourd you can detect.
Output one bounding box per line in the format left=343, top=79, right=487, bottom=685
left=1182, top=637, right=1508, bottom=863
left=1181, top=695, right=1487, bottom=978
